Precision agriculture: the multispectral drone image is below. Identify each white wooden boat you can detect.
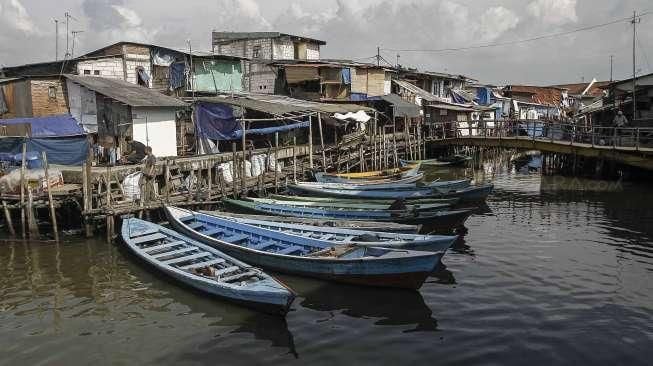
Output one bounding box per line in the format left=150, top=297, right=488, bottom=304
left=121, top=218, right=295, bottom=315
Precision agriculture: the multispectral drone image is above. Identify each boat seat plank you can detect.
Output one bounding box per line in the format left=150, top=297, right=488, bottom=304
left=131, top=228, right=159, bottom=237
left=251, top=241, right=276, bottom=250
left=200, top=228, right=225, bottom=237
left=187, top=222, right=204, bottom=230
left=132, top=233, right=167, bottom=245
left=151, top=247, right=197, bottom=259
left=214, top=265, right=240, bottom=277
left=181, top=258, right=226, bottom=270
left=144, top=241, right=186, bottom=253
left=320, top=234, right=334, bottom=240
left=179, top=215, right=195, bottom=222
left=221, top=270, right=258, bottom=283
left=222, top=234, right=248, bottom=243
left=277, top=246, right=303, bottom=255
left=163, top=252, right=212, bottom=265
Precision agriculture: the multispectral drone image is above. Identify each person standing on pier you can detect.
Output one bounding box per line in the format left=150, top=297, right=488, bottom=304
left=612, top=110, right=628, bottom=146
left=141, top=146, right=157, bottom=203
left=123, top=136, right=147, bottom=164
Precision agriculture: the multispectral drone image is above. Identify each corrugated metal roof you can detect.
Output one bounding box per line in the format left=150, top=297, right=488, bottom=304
left=0, top=77, right=23, bottom=84
left=393, top=79, right=445, bottom=102
left=379, top=94, right=421, bottom=118
left=65, top=75, right=187, bottom=107
left=212, top=32, right=326, bottom=45
left=197, top=93, right=373, bottom=115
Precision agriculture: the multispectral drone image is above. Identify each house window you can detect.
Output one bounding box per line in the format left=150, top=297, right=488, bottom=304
left=252, top=45, right=261, bottom=59
left=83, top=69, right=91, bottom=75
left=48, top=86, right=57, bottom=100
left=94, top=70, right=100, bottom=75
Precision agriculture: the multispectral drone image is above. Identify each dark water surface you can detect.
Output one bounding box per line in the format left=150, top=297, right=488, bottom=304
left=2, top=156, right=653, bottom=365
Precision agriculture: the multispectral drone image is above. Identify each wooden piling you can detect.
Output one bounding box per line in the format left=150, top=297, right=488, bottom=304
left=241, top=120, right=247, bottom=194
left=232, top=142, right=238, bottom=198
left=308, top=115, right=314, bottom=169
left=317, top=113, right=326, bottom=170
left=274, top=132, right=279, bottom=193
left=42, top=152, right=59, bottom=242
left=292, top=136, right=297, bottom=181
left=2, top=200, right=15, bottom=237
left=20, top=141, right=26, bottom=239
left=27, top=190, right=39, bottom=238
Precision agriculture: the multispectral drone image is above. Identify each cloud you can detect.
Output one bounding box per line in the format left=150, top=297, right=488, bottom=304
left=213, top=0, right=271, bottom=30
left=81, top=0, right=156, bottom=44
left=0, top=0, right=39, bottom=34
left=527, top=0, right=578, bottom=25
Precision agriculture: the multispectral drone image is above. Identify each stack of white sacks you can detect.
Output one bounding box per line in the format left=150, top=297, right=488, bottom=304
left=217, top=154, right=282, bottom=183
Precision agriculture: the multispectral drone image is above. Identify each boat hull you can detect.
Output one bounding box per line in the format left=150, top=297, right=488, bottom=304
left=165, top=208, right=442, bottom=290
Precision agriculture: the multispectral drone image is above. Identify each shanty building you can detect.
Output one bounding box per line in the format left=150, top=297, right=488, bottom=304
left=64, top=75, right=187, bottom=157
left=0, top=76, right=69, bottom=118
left=397, top=69, right=472, bottom=100
left=502, top=85, right=567, bottom=120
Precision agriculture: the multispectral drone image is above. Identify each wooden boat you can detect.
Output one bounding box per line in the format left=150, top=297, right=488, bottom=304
left=316, top=163, right=421, bottom=182
left=268, top=194, right=460, bottom=206
left=192, top=209, right=458, bottom=251
left=288, top=183, right=437, bottom=199
left=165, top=206, right=444, bottom=290
left=426, top=179, right=471, bottom=191
left=299, top=178, right=470, bottom=192
left=401, top=155, right=472, bottom=167
left=120, top=218, right=295, bottom=315
left=242, top=197, right=450, bottom=213
left=223, top=198, right=474, bottom=226
left=203, top=211, right=421, bottom=234
left=314, top=172, right=423, bottom=185
left=288, top=183, right=493, bottom=202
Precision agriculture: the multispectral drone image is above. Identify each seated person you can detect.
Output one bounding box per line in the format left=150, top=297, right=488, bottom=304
left=122, top=136, right=146, bottom=164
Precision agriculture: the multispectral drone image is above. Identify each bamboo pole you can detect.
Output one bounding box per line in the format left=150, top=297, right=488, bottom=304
left=42, top=152, right=59, bottom=243
left=274, top=132, right=279, bottom=193
left=164, top=160, right=170, bottom=203
left=84, top=140, right=93, bottom=237
left=207, top=160, right=213, bottom=200
left=241, top=121, right=247, bottom=194
left=2, top=200, right=15, bottom=237
left=308, top=115, right=314, bottom=169
left=317, top=113, right=326, bottom=170
left=393, top=120, right=398, bottom=167
left=20, top=141, right=27, bottom=239
left=292, top=136, right=297, bottom=181
left=232, top=142, right=238, bottom=198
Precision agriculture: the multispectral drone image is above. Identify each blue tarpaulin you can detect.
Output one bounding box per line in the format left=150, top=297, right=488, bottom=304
left=231, top=121, right=310, bottom=139
left=170, top=62, right=186, bottom=90
left=341, top=68, right=351, bottom=84
left=0, top=136, right=89, bottom=166
left=0, top=114, right=85, bottom=137
left=476, top=88, right=492, bottom=105
left=195, top=102, right=240, bottom=140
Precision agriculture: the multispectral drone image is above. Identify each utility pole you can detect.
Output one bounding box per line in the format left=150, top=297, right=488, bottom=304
left=610, top=55, right=614, bottom=82
left=632, top=10, right=640, bottom=120
left=64, top=12, right=71, bottom=58
left=188, top=40, right=195, bottom=100
left=54, top=19, right=59, bottom=61
left=377, top=46, right=380, bottom=67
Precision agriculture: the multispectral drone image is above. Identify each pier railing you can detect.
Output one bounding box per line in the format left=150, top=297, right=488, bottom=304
left=424, top=120, right=653, bottom=151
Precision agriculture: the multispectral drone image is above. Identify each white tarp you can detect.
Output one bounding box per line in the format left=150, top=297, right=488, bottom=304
left=333, top=110, right=371, bottom=123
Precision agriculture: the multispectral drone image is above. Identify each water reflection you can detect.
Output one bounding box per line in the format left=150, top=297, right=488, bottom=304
left=278, top=274, right=438, bottom=333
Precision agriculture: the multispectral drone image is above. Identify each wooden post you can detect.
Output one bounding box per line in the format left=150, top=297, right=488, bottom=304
left=231, top=142, right=238, bottom=198
left=2, top=200, right=15, bottom=237
left=84, top=141, right=93, bottom=238
left=42, top=152, right=59, bottom=243
left=292, top=136, right=297, bottom=181
left=274, top=132, right=279, bottom=193
left=392, top=120, right=398, bottom=167
left=217, top=164, right=226, bottom=198
left=241, top=120, right=247, bottom=194
left=317, top=113, right=326, bottom=170
left=207, top=160, right=213, bottom=200
left=308, top=115, right=314, bottom=169
left=105, top=166, right=113, bottom=243
left=164, top=160, right=170, bottom=203
left=20, top=141, right=27, bottom=239
left=27, top=190, right=39, bottom=238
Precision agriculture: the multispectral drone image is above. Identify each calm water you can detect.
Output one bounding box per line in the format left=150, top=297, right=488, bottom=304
left=2, top=154, right=653, bottom=365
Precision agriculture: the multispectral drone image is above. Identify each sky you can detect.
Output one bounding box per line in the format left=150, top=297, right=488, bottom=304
left=0, top=0, right=651, bottom=85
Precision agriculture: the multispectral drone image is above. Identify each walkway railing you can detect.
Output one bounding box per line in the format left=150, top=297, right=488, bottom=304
left=424, top=120, right=653, bottom=151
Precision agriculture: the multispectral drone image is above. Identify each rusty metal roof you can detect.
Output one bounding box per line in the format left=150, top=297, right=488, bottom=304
left=65, top=75, right=187, bottom=107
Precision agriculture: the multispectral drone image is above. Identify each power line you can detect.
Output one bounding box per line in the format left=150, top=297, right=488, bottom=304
left=380, top=10, right=652, bottom=53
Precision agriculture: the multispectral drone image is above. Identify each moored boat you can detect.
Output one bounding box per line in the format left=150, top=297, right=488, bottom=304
left=202, top=211, right=421, bottom=234
left=223, top=198, right=474, bottom=227
left=268, top=194, right=460, bottom=206
left=316, top=163, right=421, bottom=182
left=201, top=209, right=458, bottom=251
left=314, top=171, right=423, bottom=185
left=242, top=197, right=450, bottom=213
left=165, top=206, right=444, bottom=290
left=288, top=183, right=437, bottom=199
left=120, top=218, right=295, bottom=315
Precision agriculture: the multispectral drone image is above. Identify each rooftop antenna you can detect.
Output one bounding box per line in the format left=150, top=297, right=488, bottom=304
left=71, top=30, right=84, bottom=58
left=54, top=19, right=59, bottom=61
left=631, top=10, right=641, bottom=120
left=64, top=12, right=78, bottom=59
left=610, top=55, right=614, bottom=82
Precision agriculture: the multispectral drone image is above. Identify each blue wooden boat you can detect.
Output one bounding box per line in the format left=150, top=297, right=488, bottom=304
left=288, top=183, right=437, bottom=199
left=433, top=183, right=494, bottom=202
left=164, top=206, right=443, bottom=290
left=401, top=155, right=472, bottom=167
left=300, top=178, right=470, bottom=192
left=223, top=198, right=474, bottom=227
left=120, top=218, right=295, bottom=315
left=314, top=172, right=424, bottom=185
left=201, top=210, right=458, bottom=251
left=202, top=211, right=422, bottom=234
left=314, top=163, right=421, bottom=183
left=268, top=194, right=460, bottom=206
left=426, top=179, right=471, bottom=191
